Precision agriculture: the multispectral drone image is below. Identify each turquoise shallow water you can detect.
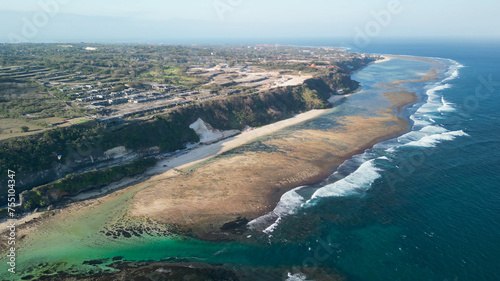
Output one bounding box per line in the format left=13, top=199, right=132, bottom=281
left=2, top=41, right=499, bottom=280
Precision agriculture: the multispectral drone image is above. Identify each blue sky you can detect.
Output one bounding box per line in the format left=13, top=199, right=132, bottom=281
left=1, top=0, right=499, bottom=43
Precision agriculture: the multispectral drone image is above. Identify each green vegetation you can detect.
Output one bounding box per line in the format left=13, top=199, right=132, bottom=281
left=0, top=44, right=373, bottom=124
left=0, top=44, right=222, bottom=123
left=6, top=79, right=334, bottom=212
left=73, top=119, right=91, bottom=124
left=175, top=77, right=338, bottom=130
left=0, top=117, right=198, bottom=179
left=0, top=74, right=357, bottom=198
left=20, top=158, right=157, bottom=211
left=0, top=43, right=373, bottom=214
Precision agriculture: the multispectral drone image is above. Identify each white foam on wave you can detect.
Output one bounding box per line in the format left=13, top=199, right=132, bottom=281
left=247, top=186, right=306, bottom=233
left=285, top=272, right=310, bottom=281
left=438, top=96, right=455, bottom=113
left=422, top=84, right=452, bottom=106
left=396, top=124, right=467, bottom=149
left=311, top=159, right=381, bottom=199
left=411, top=117, right=432, bottom=127
left=410, top=61, right=461, bottom=128
left=250, top=58, right=467, bottom=234
left=398, top=130, right=425, bottom=143
left=386, top=147, right=396, bottom=153
left=420, top=125, right=448, bottom=134
left=405, top=130, right=469, bottom=148
left=273, top=187, right=306, bottom=217
left=411, top=84, right=452, bottom=126
left=442, top=60, right=464, bottom=82
left=401, top=59, right=468, bottom=148
left=442, top=69, right=459, bottom=83
left=397, top=125, right=446, bottom=144
left=263, top=217, right=281, bottom=234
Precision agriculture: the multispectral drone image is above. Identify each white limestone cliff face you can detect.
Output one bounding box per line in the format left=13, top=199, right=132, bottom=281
left=104, top=146, right=129, bottom=159
left=189, top=118, right=239, bottom=144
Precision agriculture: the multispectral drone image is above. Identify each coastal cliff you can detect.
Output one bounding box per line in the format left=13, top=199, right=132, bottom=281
left=1, top=72, right=361, bottom=212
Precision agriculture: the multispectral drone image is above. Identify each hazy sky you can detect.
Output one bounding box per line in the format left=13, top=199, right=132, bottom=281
left=1, top=0, right=499, bottom=43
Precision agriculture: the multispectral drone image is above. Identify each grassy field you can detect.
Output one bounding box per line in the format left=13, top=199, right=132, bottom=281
left=0, top=118, right=48, bottom=140
left=72, top=118, right=91, bottom=125
left=0, top=117, right=94, bottom=140
left=37, top=117, right=67, bottom=124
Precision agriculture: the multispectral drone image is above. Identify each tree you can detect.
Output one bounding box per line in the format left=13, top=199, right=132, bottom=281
left=20, top=126, right=29, bottom=132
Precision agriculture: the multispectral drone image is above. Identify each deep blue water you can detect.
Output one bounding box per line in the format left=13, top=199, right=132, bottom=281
left=338, top=41, right=499, bottom=280
left=344, top=40, right=500, bottom=281
left=248, top=40, right=500, bottom=281
left=4, top=40, right=499, bottom=281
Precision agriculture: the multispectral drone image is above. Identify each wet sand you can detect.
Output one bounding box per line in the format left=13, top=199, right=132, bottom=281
left=128, top=66, right=437, bottom=238
left=0, top=110, right=329, bottom=233
left=1, top=71, right=435, bottom=252
left=148, top=109, right=330, bottom=175
left=1, top=66, right=439, bottom=260
left=130, top=91, right=416, bottom=238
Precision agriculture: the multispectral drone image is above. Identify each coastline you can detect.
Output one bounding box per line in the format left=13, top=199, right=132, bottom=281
left=1, top=59, right=439, bottom=245
left=0, top=38, right=489, bottom=281
left=148, top=109, right=330, bottom=175
left=0, top=109, right=330, bottom=233
left=374, top=55, right=392, bottom=64
left=130, top=96, right=416, bottom=239
left=0, top=53, right=450, bottom=281
left=129, top=67, right=434, bottom=238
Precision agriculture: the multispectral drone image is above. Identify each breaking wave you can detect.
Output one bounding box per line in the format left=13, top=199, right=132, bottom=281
left=251, top=58, right=469, bottom=234
left=310, top=159, right=381, bottom=199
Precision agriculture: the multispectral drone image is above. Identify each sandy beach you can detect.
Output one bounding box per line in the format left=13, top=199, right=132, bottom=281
left=0, top=109, right=329, bottom=233
left=148, top=109, right=330, bottom=175
left=130, top=88, right=417, bottom=238
left=128, top=66, right=437, bottom=238
left=1, top=59, right=440, bottom=254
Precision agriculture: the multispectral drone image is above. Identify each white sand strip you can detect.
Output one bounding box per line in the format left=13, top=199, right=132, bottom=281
left=149, top=109, right=330, bottom=175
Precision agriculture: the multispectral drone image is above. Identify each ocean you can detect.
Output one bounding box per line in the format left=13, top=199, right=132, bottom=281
left=2, top=40, right=499, bottom=281
left=249, top=39, right=500, bottom=281
left=246, top=40, right=500, bottom=281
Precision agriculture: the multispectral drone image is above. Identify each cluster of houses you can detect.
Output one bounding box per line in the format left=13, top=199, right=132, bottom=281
left=73, top=84, right=187, bottom=108
left=97, top=100, right=191, bottom=123
left=66, top=82, right=222, bottom=122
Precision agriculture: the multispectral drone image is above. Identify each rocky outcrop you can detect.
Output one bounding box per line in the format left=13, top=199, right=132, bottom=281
left=189, top=118, right=239, bottom=144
